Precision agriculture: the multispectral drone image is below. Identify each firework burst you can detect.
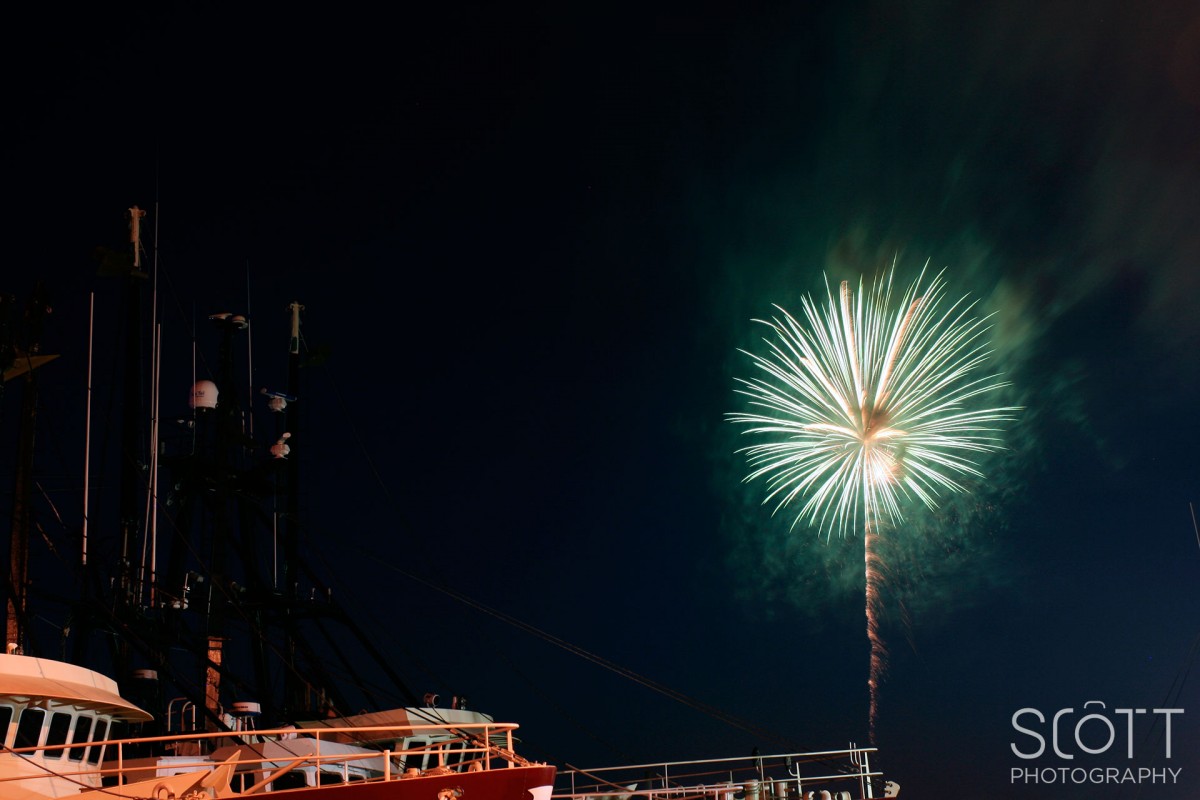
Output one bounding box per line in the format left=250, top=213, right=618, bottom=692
left=728, top=262, right=1017, bottom=743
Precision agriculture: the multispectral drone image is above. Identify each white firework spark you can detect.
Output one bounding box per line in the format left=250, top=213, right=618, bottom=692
left=728, top=262, right=1017, bottom=742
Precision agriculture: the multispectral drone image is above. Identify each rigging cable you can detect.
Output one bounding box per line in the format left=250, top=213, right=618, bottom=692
left=1117, top=502, right=1200, bottom=800
left=300, top=326, right=815, bottom=756
left=372, top=556, right=803, bottom=752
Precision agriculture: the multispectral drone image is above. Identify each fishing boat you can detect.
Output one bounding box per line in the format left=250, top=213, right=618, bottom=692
left=0, top=207, right=892, bottom=800
left=0, top=209, right=556, bottom=799
left=0, top=650, right=556, bottom=798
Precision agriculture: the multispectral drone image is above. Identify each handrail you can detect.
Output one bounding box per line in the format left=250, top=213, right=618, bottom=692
left=554, top=749, right=882, bottom=800
left=1, top=720, right=546, bottom=791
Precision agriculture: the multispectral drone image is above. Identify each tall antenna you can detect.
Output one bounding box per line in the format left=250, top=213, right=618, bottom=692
left=148, top=203, right=162, bottom=607
left=1191, top=503, right=1198, bottom=554
left=82, top=292, right=94, bottom=567
left=246, top=262, right=254, bottom=440
left=119, top=205, right=149, bottom=611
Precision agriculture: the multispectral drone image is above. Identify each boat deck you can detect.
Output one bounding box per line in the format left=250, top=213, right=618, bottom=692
left=1, top=719, right=556, bottom=798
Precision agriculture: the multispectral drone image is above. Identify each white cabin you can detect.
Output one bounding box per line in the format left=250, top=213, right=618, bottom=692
left=0, top=653, right=152, bottom=798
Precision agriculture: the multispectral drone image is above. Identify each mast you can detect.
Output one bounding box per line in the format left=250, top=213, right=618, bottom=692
left=4, top=285, right=56, bottom=654
left=202, top=309, right=250, bottom=730
left=283, top=301, right=304, bottom=716
left=118, top=206, right=149, bottom=612
left=82, top=293, right=94, bottom=567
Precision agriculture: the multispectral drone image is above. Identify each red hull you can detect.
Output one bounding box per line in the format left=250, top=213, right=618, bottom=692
left=263, top=764, right=557, bottom=800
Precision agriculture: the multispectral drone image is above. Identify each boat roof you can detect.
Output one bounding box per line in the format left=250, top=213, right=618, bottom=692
left=295, top=707, right=498, bottom=744
left=298, top=707, right=493, bottom=730
left=0, top=654, right=153, bottom=721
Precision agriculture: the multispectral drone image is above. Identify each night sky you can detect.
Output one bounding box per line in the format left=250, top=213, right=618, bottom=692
left=5, top=2, right=1200, bottom=798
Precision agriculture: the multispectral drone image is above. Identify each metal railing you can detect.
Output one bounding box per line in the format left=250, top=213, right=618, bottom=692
left=554, top=748, right=883, bottom=800
left=2, top=720, right=546, bottom=793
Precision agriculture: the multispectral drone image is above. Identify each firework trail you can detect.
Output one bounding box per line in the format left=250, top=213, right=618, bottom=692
left=728, top=263, right=1016, bottom=743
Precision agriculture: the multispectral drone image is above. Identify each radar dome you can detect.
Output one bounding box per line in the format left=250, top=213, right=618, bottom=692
left=190, top=380, right=219, bottom=409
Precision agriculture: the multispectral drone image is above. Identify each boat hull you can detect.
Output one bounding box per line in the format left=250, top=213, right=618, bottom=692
left=260, top=764, right=557, bottom=800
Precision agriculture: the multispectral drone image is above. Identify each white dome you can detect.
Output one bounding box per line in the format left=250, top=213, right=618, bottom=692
left=190, top=380, right=219, bottom=409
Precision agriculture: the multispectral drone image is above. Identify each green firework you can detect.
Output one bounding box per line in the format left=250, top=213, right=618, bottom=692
left=729, top=263, right=1018, bottom=539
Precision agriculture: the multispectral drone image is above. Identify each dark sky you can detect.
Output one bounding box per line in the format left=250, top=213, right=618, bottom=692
left=5, top=2, right=1200, bottom=799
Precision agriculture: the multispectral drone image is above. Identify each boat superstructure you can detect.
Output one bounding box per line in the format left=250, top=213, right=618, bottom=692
left=0, top=653, right=151, bottom=798
left=0, top=652, right=556, bottom=799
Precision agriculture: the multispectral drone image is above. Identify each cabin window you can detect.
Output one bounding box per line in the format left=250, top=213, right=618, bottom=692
left=0, top=706, right=13, bottom=748
left=15, top=708, right=46, bottom=749
left=68, top=715, right=93, bottom=761
left=236, top=772, right=270, bottom=793
left=45, top=711, right=72, bottom=758
left=87, top=719, right=109, bottom=764
left=273, top=771, right=308, bottom=790
left=318, top=771, right=344, bottom=785
left=405, top=739, right=427, bottom=770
